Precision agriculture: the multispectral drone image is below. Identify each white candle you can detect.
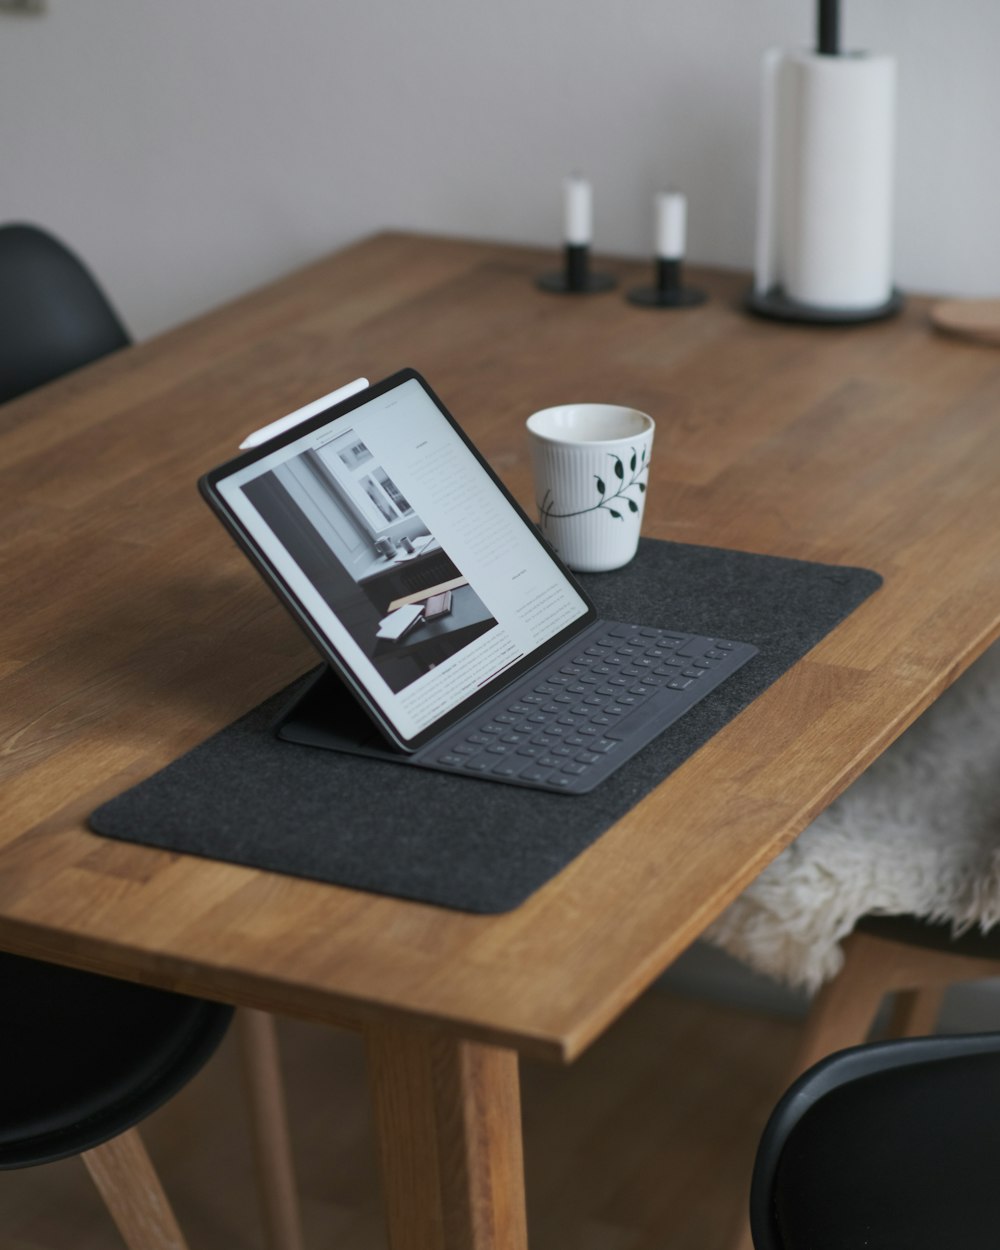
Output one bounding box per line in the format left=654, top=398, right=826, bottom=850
left=656, top=191, right=686, bottom=259
left=564, top=175, right=592, bottom=246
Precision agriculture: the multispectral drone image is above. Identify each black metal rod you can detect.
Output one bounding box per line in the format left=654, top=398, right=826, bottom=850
left=817, top=0, right=840, bottom=55
left=565, top=244, right=588, bottom=290
left=657, top=258, right=682, bottom=293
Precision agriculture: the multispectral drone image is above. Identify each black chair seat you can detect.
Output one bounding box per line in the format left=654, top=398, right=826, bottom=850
left=0, top=222, right=129, bottom=404
left=856, top=912, right=1000, bottom=961
left=0, top=952, right=232, bottom=1169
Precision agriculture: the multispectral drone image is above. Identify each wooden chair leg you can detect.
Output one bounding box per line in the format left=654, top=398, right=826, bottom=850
left=238, top=1008, right=305, bottom=1250
left=788, top=931, right=897, bottom=1077
left=82, top=1128, right=189, bottom=1250
left=886, top=985, right=946, bottom=1038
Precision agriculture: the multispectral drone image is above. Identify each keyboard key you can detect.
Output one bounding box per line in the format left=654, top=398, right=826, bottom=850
left=516, top=743, right=541, bottom=756
left=465, top=757, right=492, bottom=770
left=468, top=732, right=492, bottom=746
left=561, top=762, right=587, bottom=775
left=439, top=754, right=465, bottom=766
left=519, top=766, right=551, bottom=782
left=591, top=739, right=617, bottom=753
left=682, top=668, right=705, bottom=679
left=492, top=759, right=520, bottom=776
left=668, top=677, right=693, bottom=690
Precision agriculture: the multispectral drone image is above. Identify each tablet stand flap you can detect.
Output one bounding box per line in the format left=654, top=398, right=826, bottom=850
left=275, top=667, right=408, bottom=761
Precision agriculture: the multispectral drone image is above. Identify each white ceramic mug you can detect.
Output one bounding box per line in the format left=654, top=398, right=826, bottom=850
left=526, top=404, right=654, bottom=572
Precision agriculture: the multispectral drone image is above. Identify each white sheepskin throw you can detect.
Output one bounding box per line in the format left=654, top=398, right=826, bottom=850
left=704, top=642, right=1000, bottom=994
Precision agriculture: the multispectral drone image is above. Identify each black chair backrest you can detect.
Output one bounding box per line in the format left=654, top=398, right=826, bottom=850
left=750, top=1031, right=1000, bottom=1250
left=0, top=222, right=129, bottom=404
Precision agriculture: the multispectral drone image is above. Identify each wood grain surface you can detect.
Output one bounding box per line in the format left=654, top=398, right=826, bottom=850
left=3, top=231, right=999, bottom=1063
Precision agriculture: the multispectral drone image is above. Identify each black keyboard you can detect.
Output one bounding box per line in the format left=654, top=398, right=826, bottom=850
left=423, top=621, right=758, bottom=794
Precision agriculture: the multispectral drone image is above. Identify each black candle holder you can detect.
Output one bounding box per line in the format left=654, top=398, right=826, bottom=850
left=537, top=244, right=616, bottom=294
left=627, top=258, right=706, bottom=309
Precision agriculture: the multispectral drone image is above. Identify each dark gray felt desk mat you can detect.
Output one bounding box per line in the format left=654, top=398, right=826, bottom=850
left=89, top=540, right=882, bottom=913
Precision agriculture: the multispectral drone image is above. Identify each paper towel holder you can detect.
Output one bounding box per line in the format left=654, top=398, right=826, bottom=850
left=747, top=0, right=905, bottom=325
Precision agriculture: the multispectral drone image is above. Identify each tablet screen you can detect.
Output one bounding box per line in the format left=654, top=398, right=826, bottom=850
left=201, top=370, right=593, bottom=749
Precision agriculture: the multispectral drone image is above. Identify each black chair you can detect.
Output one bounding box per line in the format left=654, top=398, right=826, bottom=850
left=0, top=221, right=129, bottom=404
left=749, top=1031, right=1000, bottom=1250
left=1, top=952, right=231, bottom=1246
left=0, top=225, right=303, bottom=1249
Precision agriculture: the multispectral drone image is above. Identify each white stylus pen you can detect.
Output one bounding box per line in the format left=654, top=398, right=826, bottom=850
left=238, top=377, right=371, bottom=449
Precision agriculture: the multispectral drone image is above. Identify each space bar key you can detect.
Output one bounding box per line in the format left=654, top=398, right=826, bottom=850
left=604, top=689, right=688, bottom=743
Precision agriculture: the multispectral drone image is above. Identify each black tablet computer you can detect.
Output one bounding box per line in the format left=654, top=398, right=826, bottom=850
left=200, top=368, right=755, bottom=792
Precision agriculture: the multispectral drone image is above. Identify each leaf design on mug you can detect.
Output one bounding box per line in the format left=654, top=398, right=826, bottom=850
left=537, top=446, right=651, bottom=526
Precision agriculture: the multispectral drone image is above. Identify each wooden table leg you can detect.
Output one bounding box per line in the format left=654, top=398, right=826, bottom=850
left=365, top=1022, right=528, bottom=1250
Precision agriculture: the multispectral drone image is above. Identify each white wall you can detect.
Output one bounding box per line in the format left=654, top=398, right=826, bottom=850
left=3, top=0, right=999, bottom=339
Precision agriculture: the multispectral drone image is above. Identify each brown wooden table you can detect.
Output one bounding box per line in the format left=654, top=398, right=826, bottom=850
left=3, top=232, right=1000, bottom=1249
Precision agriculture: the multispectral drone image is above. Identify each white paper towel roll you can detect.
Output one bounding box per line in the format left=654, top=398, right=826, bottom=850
left=755, top=49, right=897, bottom=311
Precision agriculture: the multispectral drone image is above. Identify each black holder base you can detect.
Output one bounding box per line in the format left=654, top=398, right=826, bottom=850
left=627, top=284, right=707, bottom=308
left=537, top=243, right=616, bottom=295
left=746, top=284, right=905, bottom=325
left=538, top=271, right=617, bottom=294
left=626, top=258, right=706, bottom=309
